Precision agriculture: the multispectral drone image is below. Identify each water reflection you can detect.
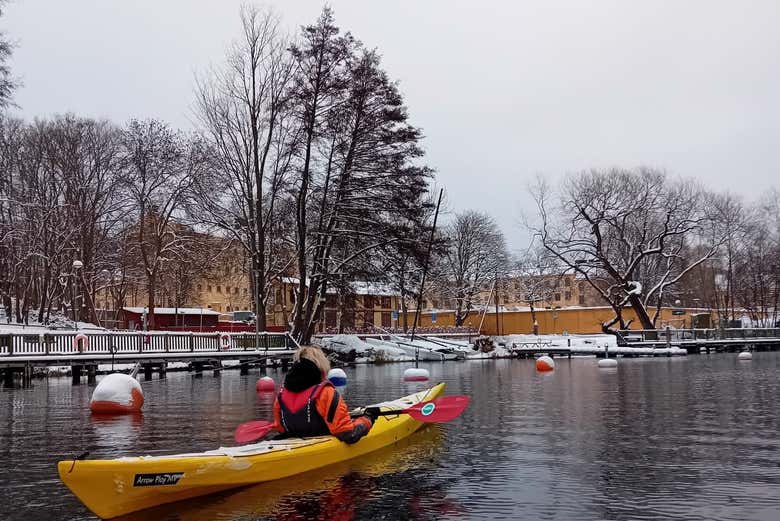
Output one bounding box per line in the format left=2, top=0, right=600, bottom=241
left=1, top=354, right=779, bottom=521
left=89, top=413, right=144, bottom=452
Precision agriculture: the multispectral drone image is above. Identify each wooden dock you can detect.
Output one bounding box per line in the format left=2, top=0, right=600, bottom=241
left=618, top=327, right=780, bottom=354
left=0, top=331, right=298, bottom=387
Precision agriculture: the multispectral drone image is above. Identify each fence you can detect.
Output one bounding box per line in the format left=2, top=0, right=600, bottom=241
left=0, top=331, right=298, bottom=357
left=620, top=328, right=780, bottom=343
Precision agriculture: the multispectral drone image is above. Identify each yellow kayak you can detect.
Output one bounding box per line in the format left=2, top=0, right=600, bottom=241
left=58, top=383, right=445, bottom=519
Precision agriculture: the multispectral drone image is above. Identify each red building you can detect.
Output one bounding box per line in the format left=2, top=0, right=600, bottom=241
left=120, top=307, right=221, bottom=331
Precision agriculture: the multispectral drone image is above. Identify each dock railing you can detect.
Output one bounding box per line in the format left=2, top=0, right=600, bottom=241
left=0, top=330, right=298, bottom=357
left=619, top=328, right=780, bottom=343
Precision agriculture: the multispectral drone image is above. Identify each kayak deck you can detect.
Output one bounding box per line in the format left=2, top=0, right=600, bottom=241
left=58, top=383, right=445, bottom=519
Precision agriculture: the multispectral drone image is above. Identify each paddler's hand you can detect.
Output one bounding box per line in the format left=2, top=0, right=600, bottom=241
left=363, top=407, right=380, bottom=424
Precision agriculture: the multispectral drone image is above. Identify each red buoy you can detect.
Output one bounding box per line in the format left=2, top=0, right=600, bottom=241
left=256, top=376, right=275, bottom=393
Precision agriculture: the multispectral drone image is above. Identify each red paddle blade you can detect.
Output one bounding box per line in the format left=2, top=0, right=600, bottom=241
left=403, top=395, right=470, bottom=423
left=234, top=420, right=275, bottom=444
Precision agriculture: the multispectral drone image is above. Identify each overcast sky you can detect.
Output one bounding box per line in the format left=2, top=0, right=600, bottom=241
left=5, top=0, right=780, bottom=251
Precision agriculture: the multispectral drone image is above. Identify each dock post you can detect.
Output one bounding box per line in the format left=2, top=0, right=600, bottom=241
left=281, top=358, right=289, bottom=372
left=666, top=326, right=671, bottom=351
left=213, top=361, right=222, bottom=377
left=22, top=365, right=33, bottom=388
left=240, top=360, right=249, bottom=375
left=71, top=365, right=82, bottom=386
left=193, top=362, right=203, bottom=376
left=3, top=368, right=14, bottom=388
left=87, top=365, right=97, bottom=385
left=144, top=364, right=153, bottom=381
left=158, top=363, right=167, bottom=379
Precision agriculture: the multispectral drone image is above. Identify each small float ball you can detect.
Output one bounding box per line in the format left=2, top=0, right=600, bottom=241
left=737, top=351, right=753, bottom=361
left=536, top=355, right=555, bottom=372
left=598, top=358, right=618, bottom=368
left=403, top=368, right=430, bottom=382
left=256, top=376, right=276, bottom=393
left=327, top=368, right=347, bottom=387
left=90, top=373, right=144, bottom=414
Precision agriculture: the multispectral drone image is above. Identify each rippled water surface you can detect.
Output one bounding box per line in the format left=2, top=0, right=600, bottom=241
left=1, top=353, right=779, bottom=520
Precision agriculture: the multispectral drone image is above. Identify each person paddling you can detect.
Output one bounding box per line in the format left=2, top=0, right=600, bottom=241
left=273, top=347, right=375, bottom=443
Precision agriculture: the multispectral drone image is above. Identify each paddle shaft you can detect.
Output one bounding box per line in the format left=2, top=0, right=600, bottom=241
left=236, top=395, right=469, bottom=443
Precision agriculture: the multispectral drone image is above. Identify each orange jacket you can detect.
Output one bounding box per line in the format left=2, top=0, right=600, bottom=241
left=273, top=384, right=372, bottom=444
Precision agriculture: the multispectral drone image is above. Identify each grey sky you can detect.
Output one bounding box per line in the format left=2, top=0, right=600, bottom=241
left=5, top=0, right=780, bottom=251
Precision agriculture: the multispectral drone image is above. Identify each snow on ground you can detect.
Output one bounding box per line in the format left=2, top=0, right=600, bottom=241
left=0, top=320, right=105, bottom=334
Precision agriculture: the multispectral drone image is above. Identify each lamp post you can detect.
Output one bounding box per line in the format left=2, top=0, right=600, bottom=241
left=72, top=259, right=83, bottom=330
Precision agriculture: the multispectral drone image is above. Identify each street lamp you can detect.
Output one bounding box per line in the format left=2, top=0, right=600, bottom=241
left=72, top=260, right=83, bottom=330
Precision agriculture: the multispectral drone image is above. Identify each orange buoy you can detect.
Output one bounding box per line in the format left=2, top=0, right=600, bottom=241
left=256, top=376, right=275, bottom=393
left=90, top=373, right=144, bottom=414
left=536, top=355, right=555, bottom=372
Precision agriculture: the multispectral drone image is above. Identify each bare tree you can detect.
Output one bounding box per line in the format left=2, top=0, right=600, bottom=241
left=0, top=0, right=18, bottom=108
left=532, top=168, right=726, bottom=336
left=119, top=119, right=206, bottom=330
left=433, top=211, right=508, bottom=327
left=514, top=246, right=561, bottom=334
left=193, top=5, right=296, bottom=331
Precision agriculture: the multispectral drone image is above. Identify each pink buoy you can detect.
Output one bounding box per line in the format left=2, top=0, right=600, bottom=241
left=256, top=376, right=275, bottom=393
left=90, top=373, right=144, bottom=414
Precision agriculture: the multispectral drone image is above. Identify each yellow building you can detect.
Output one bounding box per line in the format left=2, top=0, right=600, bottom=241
left=405, top=305, right=713, bottom=335
left=423, top=273, right=601, bottom=312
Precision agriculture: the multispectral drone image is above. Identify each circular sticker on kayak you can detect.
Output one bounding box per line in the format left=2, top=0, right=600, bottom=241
left=421, top=403, right=436, bottom=416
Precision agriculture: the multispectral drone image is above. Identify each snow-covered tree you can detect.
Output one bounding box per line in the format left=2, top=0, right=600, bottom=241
left=532, top=168, right=726, bottom=335
left=432, top=210, right=509, bottom=327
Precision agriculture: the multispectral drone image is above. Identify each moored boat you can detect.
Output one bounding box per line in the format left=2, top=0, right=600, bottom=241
left=58, top=383, right=446, bottom=519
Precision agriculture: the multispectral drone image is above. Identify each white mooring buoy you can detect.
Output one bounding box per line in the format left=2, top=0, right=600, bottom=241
left=598, top=358, right=618, bottom=368
left=737, top=351, right=753, bottom=361
left=90, top=373, right=144, bottom=414
left=403, top=368, right=430, bottom=382
left=327, top=368, right=347, bottom=387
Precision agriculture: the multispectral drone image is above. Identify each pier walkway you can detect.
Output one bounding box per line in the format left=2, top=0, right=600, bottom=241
left=618, top=327, right=780, bottom=353
left=0, top=330, right=298, bottom=387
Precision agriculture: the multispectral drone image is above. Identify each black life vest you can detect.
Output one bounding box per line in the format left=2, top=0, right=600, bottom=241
left=278, top=382, right=334, bottom=438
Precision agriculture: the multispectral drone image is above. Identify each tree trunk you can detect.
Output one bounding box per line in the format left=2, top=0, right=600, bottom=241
left=530, top=302, right=538, bottom=335
left=147, top=274, right=156, bottom=330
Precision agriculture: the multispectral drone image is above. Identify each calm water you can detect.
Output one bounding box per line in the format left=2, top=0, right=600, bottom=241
left=1, top=354, right=779, bottom=521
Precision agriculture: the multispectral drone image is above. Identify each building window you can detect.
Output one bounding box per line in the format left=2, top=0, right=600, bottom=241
left=226, top=305, right=231, bottom=312
left=234, top=287, right=239, bottom=294
left=565, top=291, right=571, bottom=300
left=381, top=311, right=391, bottom=328
left=207, top=285, right=212, bottom=292
left=578, top=295, right=585, bottom=305
left=243, top=288, right=248, bottom=294
left=381, top=296, right=391, bottom=309
left=564, top=278, right=571, bottom=287
left=217, top=285, right=222, bottom=293
left=364, top=295, right=374, bottom=309
left=554, top=293, right=561, bottom=301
